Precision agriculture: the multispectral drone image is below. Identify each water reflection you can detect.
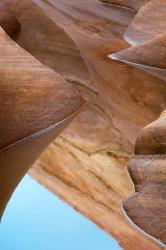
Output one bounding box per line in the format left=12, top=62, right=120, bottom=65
left=0, top=175, right=121, bottom=250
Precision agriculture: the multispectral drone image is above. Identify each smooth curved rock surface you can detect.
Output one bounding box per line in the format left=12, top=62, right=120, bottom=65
left=0, top=26, right=84, bottom=217
left=110, top=33, right=166, bottom=81
left=110, top=0, right=166, bottom=246
left=124, top=0, right=166, bottom=45
left=99, top=0, right=149, bottom=11
left=1, top=0, right=166, bottom=249
left=123, top=111, right=166, bottom=245
left=0, top=1, right=20, bottom=37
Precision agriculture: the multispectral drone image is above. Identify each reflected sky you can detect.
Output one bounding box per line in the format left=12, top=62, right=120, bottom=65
left=0, top=175, right=121, bottom=250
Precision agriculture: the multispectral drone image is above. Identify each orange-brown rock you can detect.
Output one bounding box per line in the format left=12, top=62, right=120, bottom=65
left=1, top=0, right=166, bottom=249
left=110, top=34, right=166, bottom=81
left=99, top=0, right=149, bottom=11
left=109, top=0, right=166, bottom=246
left=0, top=1, right=20, bottom=37
left=0, top=27, right=84, bottom=217
left=124, top=0, right=166, bottom=45
left=123, top=110, right=166, bottom=246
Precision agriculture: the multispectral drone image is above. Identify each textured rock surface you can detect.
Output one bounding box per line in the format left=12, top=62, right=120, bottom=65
left=123, top=111, right=166, bottom=245
left=0, top=25, right=83, bottom=217
left=111, top=0, right=166, bottom=245
left=99, top=0, right=149, bottom=11
left=124, top=0, right=166, bottom=45
left=0, top=1, right=20, bottom=37
left=1, top=0, right=166, bottom=249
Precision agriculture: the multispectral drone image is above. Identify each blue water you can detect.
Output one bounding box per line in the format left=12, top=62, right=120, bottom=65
left=0, top=175, right=121, bottom=250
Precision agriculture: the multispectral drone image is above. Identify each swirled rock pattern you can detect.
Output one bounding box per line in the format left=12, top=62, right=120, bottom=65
left=0, top=0, right=166, bottom=249
left=124, top=0, right=166, bottom=45
left=0, top=1, right=20, bottom=37
left=123, top=111, right=166, bottom=245
left=99, top=0, right=149, bottom=11
left=110, top=0, right=166, bottom=246
left=0, top=25, right=84, bottom=217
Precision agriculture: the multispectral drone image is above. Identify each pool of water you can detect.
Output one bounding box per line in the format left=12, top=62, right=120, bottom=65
left=0, top=175, right=121, bottom=250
